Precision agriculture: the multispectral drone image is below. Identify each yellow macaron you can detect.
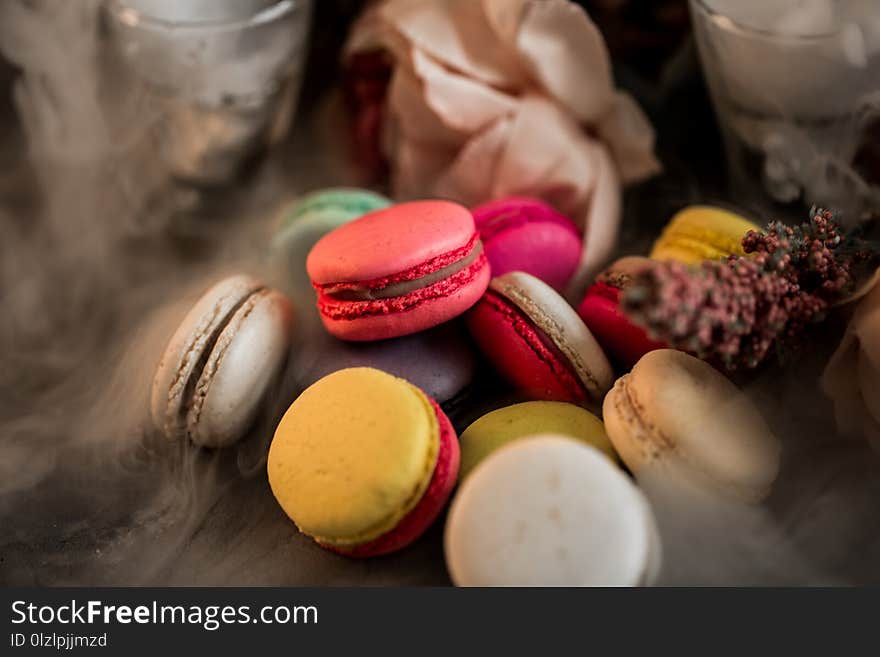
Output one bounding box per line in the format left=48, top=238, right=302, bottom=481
left=458, top=401, right=616, bottom=480
left=268, top=367, right=442, bottom=551
left=650, top=205, right=759, bottom=265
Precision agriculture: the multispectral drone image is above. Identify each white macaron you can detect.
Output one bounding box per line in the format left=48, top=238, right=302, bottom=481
left=151, top=274, right=294, bottom=448
left=444, top=435, right=661, bottom=586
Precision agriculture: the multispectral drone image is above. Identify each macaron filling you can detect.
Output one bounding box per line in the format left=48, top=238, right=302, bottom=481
left=481, top=290, right=591, bottom=403
left=321, top=241, right=484, bottom=301
left=315, top=234, right=488, bottom=320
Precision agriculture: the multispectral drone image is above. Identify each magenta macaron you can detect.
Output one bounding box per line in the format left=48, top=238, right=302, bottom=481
left=306, top=200, right=491, bottom=341
left=472, top=197, right=582, bottom=291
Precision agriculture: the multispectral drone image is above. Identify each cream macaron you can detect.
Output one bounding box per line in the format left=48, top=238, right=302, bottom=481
left=603, top=350, right=781, bottom=503
left=444, top=435, right=661, bottom=586
left=151, top=274, right=294, bottom=447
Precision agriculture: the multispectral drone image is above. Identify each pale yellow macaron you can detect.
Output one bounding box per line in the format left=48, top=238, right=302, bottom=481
left=650, top=205, right=759, bottom=264
left=459, top=401, right=616, bottom=480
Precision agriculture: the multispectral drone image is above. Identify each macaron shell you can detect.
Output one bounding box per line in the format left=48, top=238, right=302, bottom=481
left=459, top=401, right=615, bottom=479
left=330, top=399, right=460, bottom=558
left=467, top=291, right=592, bottom=404
left=151, top=274, right=264, bottom=441
left=307, top=200, right=478, bottom=284
left=267, top=368, right=439, bottom=547
left=318, top=258, right=491, bottom=342
left=271, top=208, right=356, bottom=309
left=491, top=272, right=613, bottom=401
left=473, top=197, right=582, bottom=290
left=650, top=206, right=758, bottom=264
left=271, top=190, right=391, bottom=306
left=604, top=350, right=781, bottom=502
left=187, top=290, right=294, bottom=448
left=444, top=436, right=660, bottom=586
left=282, top=188, right=391, bottom=229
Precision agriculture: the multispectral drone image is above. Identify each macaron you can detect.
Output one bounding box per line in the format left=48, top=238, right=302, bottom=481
left=466, top=271, right=613, bottom=406
left=650, top=205, right=759, bottom=264
left=151, top=274, right=294, bottom=448
left=269, top=188, right=391, bottom=303
left=472, top=197, right=582, bottom=291
left=307, top=200, right=491, bottom=341
left=268, top=367, right=460, bottom=557
left=577, top=256, right=668, bottom=369
left=603, top=350, right=781, bottom=503
left=444, top=435, right=662, bottom=586
left=458, top=401, right=615, bottom=480
left=281, top=188, right=391, bottom=226
left=293, top=322, right=476, bottom=409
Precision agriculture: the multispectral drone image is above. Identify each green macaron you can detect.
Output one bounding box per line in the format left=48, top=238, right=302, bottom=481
left=269, top=188, right=392, bottom=304
left=458, top=401, right=617, bottom=480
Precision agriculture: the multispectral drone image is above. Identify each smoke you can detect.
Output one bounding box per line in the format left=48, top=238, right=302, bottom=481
left=1, top=1, right=879, bottom=586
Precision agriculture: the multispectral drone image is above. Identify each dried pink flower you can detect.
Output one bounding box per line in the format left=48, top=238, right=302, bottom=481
left=623, top=209, right=868, bottom=369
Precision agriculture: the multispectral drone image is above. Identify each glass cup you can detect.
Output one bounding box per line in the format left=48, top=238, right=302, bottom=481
left=103, top=0, right=313, bottom=187
left=689, top=0, right=880, bottom=217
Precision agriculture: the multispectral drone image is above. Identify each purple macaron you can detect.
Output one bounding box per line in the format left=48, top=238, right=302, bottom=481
left=472, top=197, right=583, bottom=291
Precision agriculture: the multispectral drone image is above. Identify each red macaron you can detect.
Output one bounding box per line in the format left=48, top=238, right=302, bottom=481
left=307, top=200, right=491, bottom=341
left=467, top=271, right=614, bottom=405
left=472, top=197, right=582, bottom=291
left=577, top=256, right=667, bottom=370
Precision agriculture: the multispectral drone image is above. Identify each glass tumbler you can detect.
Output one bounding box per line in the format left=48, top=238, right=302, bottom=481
left=689, top=0, right=880, bottom=217
left=103, top=0, right=313, bottom=187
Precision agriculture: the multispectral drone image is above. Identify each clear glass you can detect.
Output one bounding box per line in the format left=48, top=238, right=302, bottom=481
left=689, top=0, right=880, bottom=216
left=103, top=0, right=313, bottom=187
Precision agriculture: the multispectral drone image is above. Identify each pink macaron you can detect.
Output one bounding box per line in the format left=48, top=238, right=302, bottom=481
left=472, top=197, right=582, bottom=291
left=306, top=200, right=491, bottom=341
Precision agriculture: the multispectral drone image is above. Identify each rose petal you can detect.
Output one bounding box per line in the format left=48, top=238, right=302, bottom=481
left=493, top=95, right=597, bottom=214
left=515, top=0, right=614, bottom=123
left=386, top=56, right=470, bottom=147
left=381, top=0, right=526, bottom=88
left=433, top=115, right=514, bottom=205
left=575, top=141, right=621, bottom=292
left=596, top=91, right=662, bottom=185
left=410, top=48, right=518, bottom=134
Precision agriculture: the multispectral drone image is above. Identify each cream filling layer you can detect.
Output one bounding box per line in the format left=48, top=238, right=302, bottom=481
left=322, top=243, right=483, bottom=301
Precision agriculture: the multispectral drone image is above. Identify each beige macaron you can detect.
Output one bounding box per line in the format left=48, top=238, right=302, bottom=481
left=151, top=274, right=294, bottom=448
left=444, top=435, right=661, bottom=586
left=603, top=350, right=781, bottom=503
left=823, top=276, right=880, bottom=450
